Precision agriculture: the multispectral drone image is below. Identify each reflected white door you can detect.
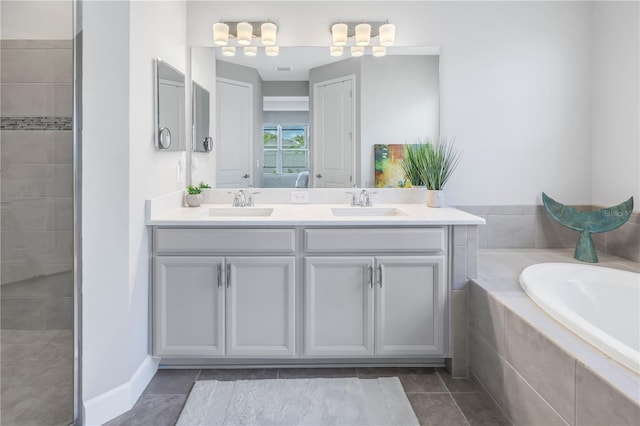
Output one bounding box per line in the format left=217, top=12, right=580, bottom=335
left=313, top=76, right=355, bottom=188
left=216, top=78, right=252, bottom=187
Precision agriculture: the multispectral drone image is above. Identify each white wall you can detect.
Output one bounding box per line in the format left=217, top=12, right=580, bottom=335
left=191, top=47, right=217, bottom=186
left=188, top=1, right=595, bottom=205
left=82, top=1, right=187, bottom=423
left=0, top=0, right=72, bottom=39
left=591, top=1, right=640, bottom=209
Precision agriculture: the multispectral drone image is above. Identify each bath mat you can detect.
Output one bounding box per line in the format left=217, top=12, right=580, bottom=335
left=176, top=377, right=419, bottom=426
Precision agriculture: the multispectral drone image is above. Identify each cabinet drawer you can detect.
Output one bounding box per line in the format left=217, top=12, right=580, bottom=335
left=304, top=228, right=445, bottom=253
left=155, top=228, right=296, bottom=254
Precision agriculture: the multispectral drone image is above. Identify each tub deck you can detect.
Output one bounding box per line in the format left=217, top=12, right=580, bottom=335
left=471, top=248, right=639, bottom=425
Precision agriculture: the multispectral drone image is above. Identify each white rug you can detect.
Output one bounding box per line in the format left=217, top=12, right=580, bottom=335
left=176, top=377, right=419, bottom=426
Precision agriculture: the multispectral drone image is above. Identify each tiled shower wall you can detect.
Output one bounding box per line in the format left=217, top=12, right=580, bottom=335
left=0, top=40, right=73, bottom=328
left=457, top=205, right=639, bottom=262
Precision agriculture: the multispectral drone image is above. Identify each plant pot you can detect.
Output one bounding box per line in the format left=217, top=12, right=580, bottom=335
left=426, top=190, right=445, bottom=208
left=185, top=193, right=201, bottom=207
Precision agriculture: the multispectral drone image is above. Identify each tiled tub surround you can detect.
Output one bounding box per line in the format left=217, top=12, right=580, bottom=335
left=1, top=39, right=74, bottom=285
left=469, top=249, right=640, bottom=425
left=457, top=205, right=640, bottom=263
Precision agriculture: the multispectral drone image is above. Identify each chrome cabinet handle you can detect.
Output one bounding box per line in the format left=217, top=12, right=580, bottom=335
left=368, top=265, right=373, bottom=289
left=378, top=265, right=383, bottom=288
left=158, top=127, right=172, bottom=149
left=226, top=264, right=231, bottom=288
left=217, top=264, right=222, bottom=288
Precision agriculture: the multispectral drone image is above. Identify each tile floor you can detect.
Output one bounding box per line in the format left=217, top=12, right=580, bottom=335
left=105, top=367, right=504, bottom=426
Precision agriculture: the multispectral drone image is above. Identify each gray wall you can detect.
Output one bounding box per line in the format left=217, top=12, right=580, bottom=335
left=263, top=111, right=309, bottom=125
left=263, top=81, right=309, bottom=97
left=216, top=60, right=264, bottom=187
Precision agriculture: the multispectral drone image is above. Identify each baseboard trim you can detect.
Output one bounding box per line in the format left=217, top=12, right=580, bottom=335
left=83, top=355, right=159, bottom=425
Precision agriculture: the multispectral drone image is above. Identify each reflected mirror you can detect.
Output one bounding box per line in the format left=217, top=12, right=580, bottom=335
left=192, top=81, right=213, bottom=152
left=155, top=58, right=186, bottom=151
left=190, top=47, right=439, bottom=187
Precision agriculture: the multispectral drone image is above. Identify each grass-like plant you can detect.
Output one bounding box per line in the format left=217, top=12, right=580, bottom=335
left=400, top=143, right=430, bottom=187
left=420, top=138, right=462, bottom=190
left=186, top=184, right=202, bottom=195
left=198, top=181, right=211, bottom=189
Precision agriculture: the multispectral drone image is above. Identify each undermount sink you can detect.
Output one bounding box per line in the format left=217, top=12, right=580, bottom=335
left=207, top=207, right=274, bottom=217
left=331, top=207, right=409, bottom=217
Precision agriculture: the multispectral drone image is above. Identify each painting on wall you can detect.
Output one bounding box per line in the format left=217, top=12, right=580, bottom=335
left=374, top=144, right=410, bottom=188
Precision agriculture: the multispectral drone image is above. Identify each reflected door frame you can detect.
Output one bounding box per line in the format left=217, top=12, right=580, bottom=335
left=215, top=77, right=253, bottom=188
left=312, top=75, right=356, bottom=188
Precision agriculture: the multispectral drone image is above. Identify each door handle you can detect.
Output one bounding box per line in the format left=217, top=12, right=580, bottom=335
left=316, top=173, right=323, bottom=178
left=378, top=265, right=383, bottom=288
left=242, top=173, right=250, bottom=179
left=368, top=265, right=373, bottom=289
left=226, top=264, right=231, bottom=288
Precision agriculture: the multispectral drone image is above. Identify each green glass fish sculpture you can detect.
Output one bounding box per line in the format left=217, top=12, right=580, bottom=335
left=542, top=193, right=634, bottom=263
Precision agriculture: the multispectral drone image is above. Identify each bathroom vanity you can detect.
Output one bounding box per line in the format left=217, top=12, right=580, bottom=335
left=147, top=192, right=484, bottom=367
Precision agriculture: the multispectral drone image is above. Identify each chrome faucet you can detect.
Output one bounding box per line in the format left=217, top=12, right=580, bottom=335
left=230, top=189, right=259, bottom=207
left=345, top=188, right=376, bottom=207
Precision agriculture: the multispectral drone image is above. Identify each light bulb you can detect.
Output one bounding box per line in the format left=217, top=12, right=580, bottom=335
left=244, top=46, right=258, bottom=56
left=221, top=46, right=235, bottom=56
left=330, top=46, right=343, bottom=57
left=265, top=46, right=279, bottom=57
left=237, top=22, right=253, bottom=46
left=212, top=22, right=229, bottom=46
left=331, top=23, right=348, bottom=47
left=372, top=46, right=386, bottom=57
left=261, top=22, right=277, bottom=46
left=355, top=23, right=371, bottom=46
left=351, top=46, right=364, bottom=57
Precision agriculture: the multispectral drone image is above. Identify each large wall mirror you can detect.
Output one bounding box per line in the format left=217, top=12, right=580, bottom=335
left=190, top=46, right=439, bottom=187
left=155, top=58, right=186, bottom=151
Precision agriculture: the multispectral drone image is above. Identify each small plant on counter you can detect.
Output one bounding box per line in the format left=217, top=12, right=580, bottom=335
left=400, top=143, right=430, bottom=187
left=186, top=184, right=202, bottom=195
left=420, top=138, right=461, bottom=191
left=199, top=181, right=211, bottom=189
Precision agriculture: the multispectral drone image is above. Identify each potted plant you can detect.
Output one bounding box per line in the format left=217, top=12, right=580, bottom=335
left=401, top=138, right=462, bottom=207
left=185, top=184, right=202, bottom=207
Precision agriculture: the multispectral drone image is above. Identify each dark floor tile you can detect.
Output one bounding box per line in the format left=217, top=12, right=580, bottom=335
left=103, top=394, right=186, bottom=426
left=357, top=366, right=435, bottom=378
left=399, top=372, right=447, bottom=393
left=143, top=369, right=200, bottom=395
left=437, top=368, right=480, bottom=393
left=452, top=392, right=506, bottom=426
left=408, top=393, right=470, bottom=426
left=278, top=367, right=358, bottom=379
left=198, top=368, right=278, bottom=381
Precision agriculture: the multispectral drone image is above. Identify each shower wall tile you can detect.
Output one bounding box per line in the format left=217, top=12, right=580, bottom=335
left=0, top=298, right=46, bottom=330
left=1, top=40, right=72, bottom=50
left=44, top=297, right=73, bottom=329
left=0, top=83, right=73, bottom=117
left=1, top=131, right=57, bottom=165
left=535, top=215, right=578, bottom=248
left=606, top=222, right=640, bottom=263
left=1, top=48, right=73, bottom=83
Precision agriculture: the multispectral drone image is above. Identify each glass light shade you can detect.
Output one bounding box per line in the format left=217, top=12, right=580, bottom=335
left=355, top=23, right=371, bottom=46
left=330, top=46, right=344, bottom=57
left=236, top=22, right=253, bottom=46
left=212, top=22, right=229, bottom=46
left=265, top=46, right=279, bottom=57
left=372, top=45, right=386, bottom=57
left=379, top=22, right=395, bottom=46
left=350, top=46, right=364, bottom=57
left=243, top=46, right=258, bottom=56
left=261, top=22, right=277, bottom=46
left=331, top=23, right=348, bottom=47
left=221, top=46, right=236, bottom=56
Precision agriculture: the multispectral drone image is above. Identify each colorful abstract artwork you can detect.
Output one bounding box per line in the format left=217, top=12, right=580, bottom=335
left=374, top=144, right=409, bottom=188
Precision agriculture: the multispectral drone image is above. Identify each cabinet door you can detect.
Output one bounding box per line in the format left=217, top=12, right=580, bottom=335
left=375, top=256, right=446, bottom=356
left=304, top=256, right=375, bottom=356
left=153, top=256, right=225, bottom=357
left=226, top=256, right=296, bottom=357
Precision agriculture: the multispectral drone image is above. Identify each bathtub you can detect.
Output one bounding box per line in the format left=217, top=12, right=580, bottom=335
left=520, top=263, right=640, bottom=374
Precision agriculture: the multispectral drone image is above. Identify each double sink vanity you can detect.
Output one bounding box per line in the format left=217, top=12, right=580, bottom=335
left=146, top=189, right=484, bottom=368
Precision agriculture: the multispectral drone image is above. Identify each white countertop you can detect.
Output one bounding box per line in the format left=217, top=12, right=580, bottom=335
left=147, top=203, right=486, bottom=226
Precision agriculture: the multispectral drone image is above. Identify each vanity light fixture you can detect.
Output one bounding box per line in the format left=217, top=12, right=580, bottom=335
left=372, top=45, right=386, bottom=57
left=212, top=22, right=229, bottom=46
left=243, top=46, right=258, bottom=56
left=355, top=23, right=371, bottom=46
left=331, top=23, right=348, bottom=46
left=350, top=46, right=364, bottom=57
left=265, top=46, right=279, bottom=57
left=236, top=22, right=253, bottom=45
left=222, top=46, right=236, bottom=56
left=330, top=46, right=344, bottom=57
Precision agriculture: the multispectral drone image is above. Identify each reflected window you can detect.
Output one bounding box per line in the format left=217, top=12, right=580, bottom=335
left=263, top=124, right=309, bottom=174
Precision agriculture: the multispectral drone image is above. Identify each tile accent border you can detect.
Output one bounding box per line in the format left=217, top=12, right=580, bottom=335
left=0, top=116, right=72, bottom=131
